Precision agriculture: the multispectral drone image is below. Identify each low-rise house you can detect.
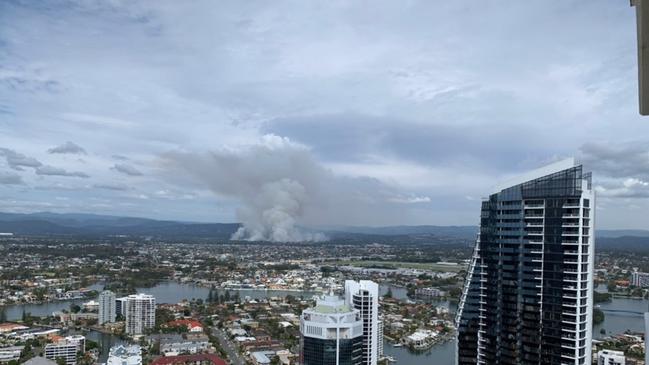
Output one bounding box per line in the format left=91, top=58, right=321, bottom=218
left=107, top=345, right=142, bottom=365
left=0, top=323, right=29, bottom=335
left=165, top=320, right=203, bottom=333
left=404, top=330, right=438, bottom=350
left=251, top=351, right=273, bottom=365
left=150, top=334, right=210, bottom=356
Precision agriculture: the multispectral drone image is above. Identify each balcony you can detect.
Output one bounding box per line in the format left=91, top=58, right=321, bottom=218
left=562, top=214, right=580, bottom=218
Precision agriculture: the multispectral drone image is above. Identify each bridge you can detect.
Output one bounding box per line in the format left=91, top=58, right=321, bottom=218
left=600, top=309, right=646, bottom=316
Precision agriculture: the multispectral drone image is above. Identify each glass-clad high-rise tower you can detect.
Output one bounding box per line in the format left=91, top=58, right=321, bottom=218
left=300, top=295, right=363, bottom=365
left=456, top=159, right=595, bottom=365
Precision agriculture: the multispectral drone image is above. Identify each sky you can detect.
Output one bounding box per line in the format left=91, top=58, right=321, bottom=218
left=0, top=0, right=648, bottom=231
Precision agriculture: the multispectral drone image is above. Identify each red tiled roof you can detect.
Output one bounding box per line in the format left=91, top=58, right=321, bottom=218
left=150, top=354, right=227, bottom=365
left=166, top=319, right=203, bottom=329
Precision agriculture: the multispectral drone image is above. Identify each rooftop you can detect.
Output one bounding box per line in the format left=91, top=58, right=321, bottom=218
left=149, top=354, right=227, bottom=365
left=310, top=296, right=351, bottom=314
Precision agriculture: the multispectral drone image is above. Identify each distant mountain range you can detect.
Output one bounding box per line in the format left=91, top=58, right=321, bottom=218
left=0, top=212, right=647, bottom=248
left=0, top=212, right=239, bottom=239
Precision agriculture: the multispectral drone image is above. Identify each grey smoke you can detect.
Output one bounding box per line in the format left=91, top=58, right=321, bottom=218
left=162, top=135, right=417, bottom=242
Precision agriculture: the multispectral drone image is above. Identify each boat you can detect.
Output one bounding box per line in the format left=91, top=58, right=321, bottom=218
left=392, top=343, right=403, bottom=348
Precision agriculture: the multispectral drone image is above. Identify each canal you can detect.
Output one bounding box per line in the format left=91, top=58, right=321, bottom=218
left=3, top=282, right=647, bottom=365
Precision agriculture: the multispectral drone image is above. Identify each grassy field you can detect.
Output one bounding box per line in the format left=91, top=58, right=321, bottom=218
left=331, top=260, right=467, bottom=272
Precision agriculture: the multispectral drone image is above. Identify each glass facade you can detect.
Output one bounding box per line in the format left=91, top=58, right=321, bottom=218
left=302, top=337, right=363, bottom=365
left=456, top=164, right=594, bottom=365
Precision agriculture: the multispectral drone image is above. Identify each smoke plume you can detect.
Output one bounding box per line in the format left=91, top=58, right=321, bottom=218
left=162, top=135, right=331, bottom=242
left=162, top=135, right=426, bottom=242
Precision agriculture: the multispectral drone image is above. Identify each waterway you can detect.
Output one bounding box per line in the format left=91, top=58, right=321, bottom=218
left=3, top=282, right=647, bottom=365
left=593, top=284, right=649, bottom=339
left=4, top=282, right=319, bottom=321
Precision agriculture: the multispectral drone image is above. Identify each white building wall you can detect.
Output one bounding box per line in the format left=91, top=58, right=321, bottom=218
left=98, top=290, right=116, bottom=325
left=124, top=294, right=156, bottom=335
left=345, top=280, right=379, bottom=365
left=597, top=349, right=625, bottom=365
left=44, top=336, right=85, bottom=365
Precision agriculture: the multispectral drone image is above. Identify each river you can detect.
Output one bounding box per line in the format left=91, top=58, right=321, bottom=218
left=3, top=282, right=647, bottom=365
left=593, top=284, right=649, bottom=338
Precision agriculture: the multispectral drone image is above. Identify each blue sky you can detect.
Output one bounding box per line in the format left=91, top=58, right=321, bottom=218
left=0, top=0, right=648, bottom=230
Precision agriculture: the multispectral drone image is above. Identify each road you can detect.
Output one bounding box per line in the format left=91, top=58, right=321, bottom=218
left=212, top=327, right=246, bottom=365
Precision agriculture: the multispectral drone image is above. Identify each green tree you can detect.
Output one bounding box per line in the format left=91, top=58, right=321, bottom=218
left=607, top=280, right=617, bottom=293
left=85, top=340, right=99, bottom=351
left=56, top=357, right=67, bottom=365
left=593, top=308, right=605, bottom=325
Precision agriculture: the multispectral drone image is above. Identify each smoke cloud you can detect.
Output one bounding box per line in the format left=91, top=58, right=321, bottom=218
left=162, top=135, right=421, bottom=242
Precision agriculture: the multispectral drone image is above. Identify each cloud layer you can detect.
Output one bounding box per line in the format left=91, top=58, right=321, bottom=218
left=0, top=1, right=648, bottom=229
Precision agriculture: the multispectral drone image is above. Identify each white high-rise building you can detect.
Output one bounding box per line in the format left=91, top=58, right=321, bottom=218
left=124, top=294, right=156, bottom=335
left=98, top=290, right=116, bottom=325
left=107, top=345, right=142, bottom=365
left=345, top=280, right=379, bottom=365
left=44, top=335, right=85, bottom=365
left=631, top=271, right=649, bottom=287
left=597, top=349, right=625, bottom=365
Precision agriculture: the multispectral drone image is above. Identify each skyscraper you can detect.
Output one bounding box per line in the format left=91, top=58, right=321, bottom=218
left=98, top=290, right=116, bottom=325
left=345, top=280, right=379, bottom=365
left=456, top=159, right=595, bottom=365
left=124, top=294, right=156, bottom=335
left=300, top=295, right=363, bottom=365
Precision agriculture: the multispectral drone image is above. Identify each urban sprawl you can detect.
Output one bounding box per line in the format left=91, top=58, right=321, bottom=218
left=0, top=161, right=648, bottom=365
